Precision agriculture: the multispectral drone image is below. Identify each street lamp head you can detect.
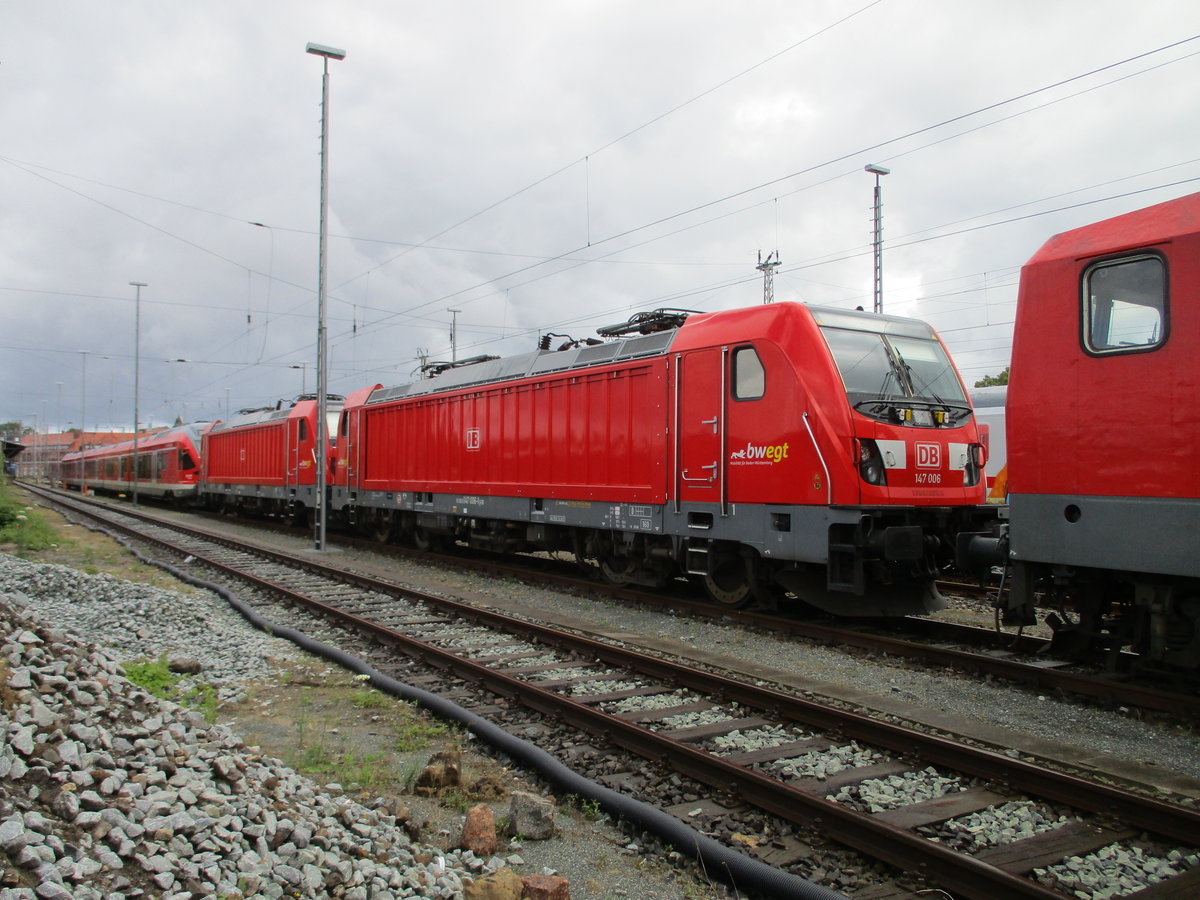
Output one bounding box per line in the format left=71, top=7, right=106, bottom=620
left=306, top=42, right=346, bottom=60
left=864, top=164, right=890, bottom=177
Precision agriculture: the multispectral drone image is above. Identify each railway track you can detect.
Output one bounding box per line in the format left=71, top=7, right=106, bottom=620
left=27, top=485, right=1200, bottom=899
left=189, top=499, right=1200, bottom=720
left=56, top=485, right=1198, bottom=720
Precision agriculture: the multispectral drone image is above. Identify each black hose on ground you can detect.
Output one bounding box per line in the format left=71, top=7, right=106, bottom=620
left=107, top=535, right=848, bottom=900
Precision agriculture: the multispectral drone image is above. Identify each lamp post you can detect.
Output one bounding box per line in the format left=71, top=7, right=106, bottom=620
left=290, top=363, right=309, bottom=394
left=307, top=41, right=345, bottom=552
left=40, top=400, right=48, bottom=483
left=448, top=308, right=461, bottom=362
left=249, top=221, right=275, bottom=329
left=79, top=350, right=89, bottom=496
left=864, top=164, right=890, bottom=315
left=130, top=281, right=147, bottom=506
left=55, top=381, right=64, bottom=486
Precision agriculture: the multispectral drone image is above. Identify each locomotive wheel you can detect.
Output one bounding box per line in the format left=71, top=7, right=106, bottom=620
left=703, top=566, right=754, bottom=608
left=702, top=550, right=769, bottom=609
left=412, top=525, right=447, bottom=553
left=371, top=516, right=393, bottom=544
left=599, top=554, right=635, bottom=587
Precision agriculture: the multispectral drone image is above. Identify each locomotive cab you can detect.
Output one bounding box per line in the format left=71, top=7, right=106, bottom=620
left=813, top=307, right=985, bottom=505
left=669, top=303, right=985, bottom=614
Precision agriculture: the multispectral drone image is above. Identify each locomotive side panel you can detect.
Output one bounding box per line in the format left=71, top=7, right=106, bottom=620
left=204, top=423, right=288, bottom=487
left=360, top=360, right=668, bottom=503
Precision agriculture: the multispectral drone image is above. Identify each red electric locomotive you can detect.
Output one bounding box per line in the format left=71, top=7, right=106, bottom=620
left=331, top=302, right=986, bottom=615
left=60, top=422, right=210, bottom=501
left=201, top=394, right=343, bottom=522
left=972, top=192, right=1200, bottom=669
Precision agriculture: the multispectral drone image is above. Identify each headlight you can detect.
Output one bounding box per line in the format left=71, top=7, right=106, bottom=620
left=856, top=439, right=887, bottom=485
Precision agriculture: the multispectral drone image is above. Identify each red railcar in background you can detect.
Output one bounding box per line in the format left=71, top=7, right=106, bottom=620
left=60, top=422, right=210, bottom=500
left=201, top=394, right=342, bottom=522
left=978, top=192, right=1200, bottom=669
left=332, top=303, right=986, bottom=614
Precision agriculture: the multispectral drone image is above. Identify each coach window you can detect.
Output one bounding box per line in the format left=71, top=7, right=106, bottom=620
left=732, top=346, right=765, bottom=400
left=1083, top=254, right=1166, bottom=354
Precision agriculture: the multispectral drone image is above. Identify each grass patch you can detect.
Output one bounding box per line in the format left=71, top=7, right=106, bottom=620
left=0, top=481, right=62, bottom=553
left=269, top=678, right=458, bottom=796
left=121, top=654, right=220, bottom=723
left=394, top=700, right=449, bottom=751
left=291, top=743, right=391, bottom=789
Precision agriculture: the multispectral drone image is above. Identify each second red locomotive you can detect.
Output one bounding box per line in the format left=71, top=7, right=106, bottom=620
left=331, top=302, right=986, bottom=615
left=201, top=393, right=343, bottom=523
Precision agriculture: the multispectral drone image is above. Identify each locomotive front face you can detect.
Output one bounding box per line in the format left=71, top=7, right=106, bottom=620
left=812, top=308, right=986, bottom=506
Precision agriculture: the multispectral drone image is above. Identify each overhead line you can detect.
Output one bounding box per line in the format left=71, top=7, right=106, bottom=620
left=351, top=34, right=1200, bottom=332
left=331, top=0, right=888, bottom=291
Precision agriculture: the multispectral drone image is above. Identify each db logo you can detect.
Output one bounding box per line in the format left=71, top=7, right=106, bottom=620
left=465, top=429, right=481, bottom=451
left=915, top=443, right=941, bottom=468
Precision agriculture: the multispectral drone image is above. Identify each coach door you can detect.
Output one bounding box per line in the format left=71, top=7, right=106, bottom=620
left=674, top=348, right=727, bottom=514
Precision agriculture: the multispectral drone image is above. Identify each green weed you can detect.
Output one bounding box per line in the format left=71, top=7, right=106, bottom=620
left=394, top=703, right=449, bottom=751
left=121, top=654, right=220, bottom=721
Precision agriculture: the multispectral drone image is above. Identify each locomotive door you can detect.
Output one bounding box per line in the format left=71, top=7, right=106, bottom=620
left=286, top=418, right=302, bottom=489
left=674, top=348, right=727, bottom=512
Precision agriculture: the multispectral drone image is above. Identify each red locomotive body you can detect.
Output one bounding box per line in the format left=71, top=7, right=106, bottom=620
left=998, top=192, right=1200, bottom=667
left=332, top=303, right=985, bottom=614
left=201, top=394, right=342, bottom=520
left=60, top=422, right=209, bottom=500
left=355, top=355, right=667, bottom=504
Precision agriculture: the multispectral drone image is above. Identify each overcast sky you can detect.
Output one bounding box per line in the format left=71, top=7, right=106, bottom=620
left=3, top=1, right=1199, bottom=433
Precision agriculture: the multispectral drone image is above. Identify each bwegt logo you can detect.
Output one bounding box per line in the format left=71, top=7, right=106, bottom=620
left=730, top=441, right=790, bottom=463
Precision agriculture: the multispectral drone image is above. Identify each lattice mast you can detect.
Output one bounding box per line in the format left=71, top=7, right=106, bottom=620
left=756, top=250, right=780, bottom=304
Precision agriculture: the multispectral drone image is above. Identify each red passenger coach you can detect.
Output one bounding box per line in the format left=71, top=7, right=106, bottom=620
left=60, top=422, right=209, bottom=500
left=202, top=394, right=343, bottom=521
left=991, top=192, right=1200, bottom=667
left=333, top=303, right=985, bottom=615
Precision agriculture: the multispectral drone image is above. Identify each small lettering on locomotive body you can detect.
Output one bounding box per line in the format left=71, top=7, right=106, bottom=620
left=729, top=440, right=790, bottom=465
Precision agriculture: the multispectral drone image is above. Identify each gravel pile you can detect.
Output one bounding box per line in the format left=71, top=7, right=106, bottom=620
left=0, top=580, right=503, bottom=898
left=0, top=556, right=295, bottom=705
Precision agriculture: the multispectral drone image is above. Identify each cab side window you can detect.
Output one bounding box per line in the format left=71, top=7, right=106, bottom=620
left=732, top=346, right=765, bottom=400
left=1083, top=254, right=1166, bottom=354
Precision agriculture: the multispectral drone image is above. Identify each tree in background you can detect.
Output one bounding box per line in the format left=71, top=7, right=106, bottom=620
left=974, top=367, right=1010, bottom=388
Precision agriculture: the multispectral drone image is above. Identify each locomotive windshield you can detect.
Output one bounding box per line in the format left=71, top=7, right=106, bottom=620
left=820, top=326, right=968, bottom=416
